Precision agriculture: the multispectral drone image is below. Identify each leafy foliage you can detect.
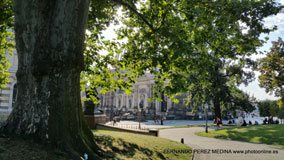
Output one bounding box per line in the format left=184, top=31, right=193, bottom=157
left=258, top=37, right=284, bottom=115
left=81, top=0, right=142, bottom=103
left=1, top=1, right=282, bottom=113
left=258, top=100, right=278, bottom=117
left=227, top=86, right=256, bottom=113
left=0, top=0, right=13, bottom=89
left=111, top=0, right=281, bottom=116
left=258, top=99, right=284, bottom=119
left=258, top=38, right=284, bottom=98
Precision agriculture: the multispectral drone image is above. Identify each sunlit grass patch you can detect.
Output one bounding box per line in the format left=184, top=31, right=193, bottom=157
left=196, top=124, right=284, bottom=148
left=94, top=129, right=192, bottom=160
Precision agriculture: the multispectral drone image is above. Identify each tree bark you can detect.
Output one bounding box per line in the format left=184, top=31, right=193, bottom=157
left=0, top=0, right=101, bottom=159
left=213, top=98, right=222, bottom=122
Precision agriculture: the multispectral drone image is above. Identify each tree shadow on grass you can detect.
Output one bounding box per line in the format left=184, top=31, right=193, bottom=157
left=217, top=125, right=284, bottom=148
left=94, top=134, right=166, bottom=160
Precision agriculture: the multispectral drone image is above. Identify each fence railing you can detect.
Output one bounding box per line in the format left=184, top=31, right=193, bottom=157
left=111, top=123, right=149, bottom=130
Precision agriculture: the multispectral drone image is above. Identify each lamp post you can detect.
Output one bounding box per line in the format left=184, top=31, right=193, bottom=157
left=205, top=103, right=209, bottom=133
left=139, top=101, right=143, bottom=130
left=110, top=92, right=114, bottom=121
left=138, top=110, right=141, bottom=129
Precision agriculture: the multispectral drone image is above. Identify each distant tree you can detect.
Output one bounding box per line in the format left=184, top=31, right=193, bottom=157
left=258, top=99, right=284, bottom=123
left=278, top=108, right=284, bottom=123
left=258, top=38, right=284, bottom=106
left=277, top=99, right=284, bottom=123
left=188, top=58, right=256, bottom=119
left=258, top=100, right=278, bottom=117
left=229, top=87, right=256, bottom=113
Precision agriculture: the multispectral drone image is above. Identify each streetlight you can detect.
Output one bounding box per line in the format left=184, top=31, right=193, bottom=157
left=205, top=103, right=209, bottom=133
left=138, top=101, right=143, bottom=130
left=138, top=109, right=141, bottom=130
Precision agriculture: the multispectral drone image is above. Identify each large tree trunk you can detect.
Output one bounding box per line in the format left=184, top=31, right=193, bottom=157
left=0, top=0, right=101, bottom=159
left=213, top=98, right=222, bottom=122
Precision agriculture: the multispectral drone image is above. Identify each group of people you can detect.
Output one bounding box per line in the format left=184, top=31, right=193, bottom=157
left=240, top=120, right=254, bottom=126
left=263, top=117, right=280, bottom=125
left=226, top=116, right=281, bottom=126
left=227, top=118, right=257, bottom=126
left=153, top=115, right=166, bottom=125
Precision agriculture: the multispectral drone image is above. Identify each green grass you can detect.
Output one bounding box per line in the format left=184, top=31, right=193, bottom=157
left=0, top=129, right=192, bottom=160
left=196, top=124, right=284, bottom=148
left=94, top=129, right=192, bottom=160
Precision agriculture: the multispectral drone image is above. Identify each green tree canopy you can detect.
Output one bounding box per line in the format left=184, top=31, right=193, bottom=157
left=258, top=38, right=284, bottom=100
left=258, top=99, right=280, bottom=117
left=103, top=0, right=282, bottom=118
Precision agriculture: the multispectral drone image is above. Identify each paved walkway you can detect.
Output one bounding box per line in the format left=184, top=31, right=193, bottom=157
left=159, top=127, right=284, bottom=160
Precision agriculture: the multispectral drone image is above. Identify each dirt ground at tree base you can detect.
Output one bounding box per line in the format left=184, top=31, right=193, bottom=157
left=0, top=136, right=68, bottom=160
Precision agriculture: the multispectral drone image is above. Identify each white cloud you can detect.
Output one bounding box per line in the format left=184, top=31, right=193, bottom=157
left=263, top=13, right=284, bottom=30
left=239, top=82, right=279, bottom=101
left=263, top=0, right=284, bottom=33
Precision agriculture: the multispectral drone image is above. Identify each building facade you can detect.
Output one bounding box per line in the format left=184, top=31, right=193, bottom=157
left=97, top=73, right=214, bottom=120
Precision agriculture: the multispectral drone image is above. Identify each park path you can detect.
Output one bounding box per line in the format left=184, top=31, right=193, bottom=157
left=159, top=127, right=284, bottom=160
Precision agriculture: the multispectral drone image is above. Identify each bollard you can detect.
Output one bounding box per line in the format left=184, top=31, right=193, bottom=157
left=181, top=138, right=184, bottom=144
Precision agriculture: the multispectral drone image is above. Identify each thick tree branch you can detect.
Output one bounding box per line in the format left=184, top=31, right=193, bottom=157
left=112, top=0, right=156, bottom=32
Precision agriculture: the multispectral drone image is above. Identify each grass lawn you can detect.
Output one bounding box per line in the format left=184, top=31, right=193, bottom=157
left=0, top=129, right=192, bottom=160
left=196, top=124, right=284, bottom=148
left=94, top=129, right=192, bottom=160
